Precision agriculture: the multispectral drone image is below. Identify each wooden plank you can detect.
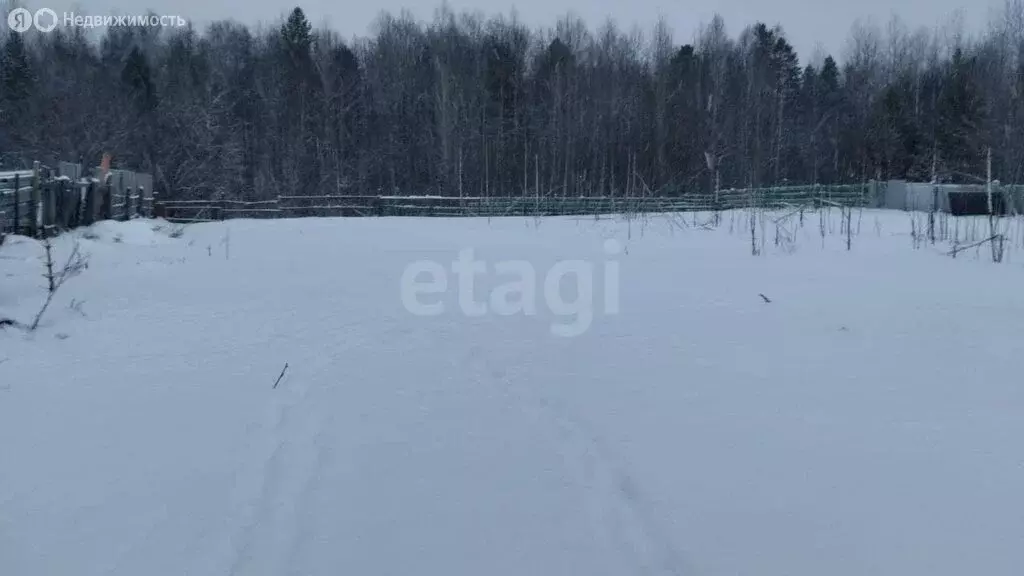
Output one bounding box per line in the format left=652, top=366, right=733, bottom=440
left=221, top=209, right=282, bottom=214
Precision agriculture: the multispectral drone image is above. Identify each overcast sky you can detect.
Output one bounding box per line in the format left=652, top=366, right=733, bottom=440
left=15, top=0, right=1003, bottom=58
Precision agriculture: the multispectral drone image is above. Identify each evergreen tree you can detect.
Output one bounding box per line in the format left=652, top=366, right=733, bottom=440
left=0, top=32, right=36, bottom=158
left=937, top=48, right=985, bottom=179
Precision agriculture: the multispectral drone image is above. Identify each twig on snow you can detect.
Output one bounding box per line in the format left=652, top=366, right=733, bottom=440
left=273, top=363, right=289, bottom=389
left=948, top=234, right=1001, bottom=258
left=30, top=239, right=89, bottom=331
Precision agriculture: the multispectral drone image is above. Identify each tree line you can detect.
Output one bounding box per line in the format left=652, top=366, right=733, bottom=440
left=2, top=3, right=1024, bottom=200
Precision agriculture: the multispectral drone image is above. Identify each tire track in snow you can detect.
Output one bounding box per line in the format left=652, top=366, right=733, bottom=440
left=218, top=322, right=403, bottom=576
left=470, top=350, right=690, bottom=576
left=280, top=407, right=338, bottom=574
left=223, top=364, right=332, bottom=576
left=534, top=393, right=690, bottom=576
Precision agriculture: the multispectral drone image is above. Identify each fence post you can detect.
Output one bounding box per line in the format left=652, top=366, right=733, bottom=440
left=41, top=183, right=50, bottom=232
left=31, top=161, right=42, bottom=237
left=152, top=187, right=161, bottom=219
left=12, top=174, right=20, bottom=235
left=69, top=181, right=80, bottom=228
left=83, top=181, right=94, bottom=225
left=87, top=181, right=96, bottom=225
left=103, top=179, right=113, bottom=221
left=119, top=172, right=127, bottom=221
left=56, top=180, right=65, bottom=229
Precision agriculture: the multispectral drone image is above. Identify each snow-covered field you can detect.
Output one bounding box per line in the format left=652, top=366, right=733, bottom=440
left=2, top=210, right=1023, bottom=576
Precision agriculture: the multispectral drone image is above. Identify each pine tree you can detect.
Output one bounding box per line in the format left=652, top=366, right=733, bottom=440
left=937, top=48, right=985, bottom=179
left=0, top=31, right=36, bottom=157
left=278, top=7, right=323, bottom=195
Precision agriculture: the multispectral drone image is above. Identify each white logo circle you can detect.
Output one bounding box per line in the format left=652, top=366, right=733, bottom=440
left=6, top=7, right=32, bottom=33
left=34, top=8, right=58, bottom=33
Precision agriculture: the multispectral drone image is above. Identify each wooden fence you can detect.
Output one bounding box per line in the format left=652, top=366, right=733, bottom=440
left=0, top=175, right=877, bottom=235
left=1, top=164, right=155, bottom=237
left=156, top=184, right=877, bottom=223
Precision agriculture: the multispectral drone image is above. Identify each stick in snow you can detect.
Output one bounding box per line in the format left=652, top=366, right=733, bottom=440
left=759, top=293, right=772, bottom=303
left=948, top=235, right=1000, bottom=257
left=273, top=363, right=289, bottom=389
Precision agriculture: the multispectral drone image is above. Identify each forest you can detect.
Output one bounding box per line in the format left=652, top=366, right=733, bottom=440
left=1, top=3, right=1023, bottom=200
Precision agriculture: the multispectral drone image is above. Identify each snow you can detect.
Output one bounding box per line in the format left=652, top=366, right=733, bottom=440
left=2, top=211, right=1023, bottom=576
